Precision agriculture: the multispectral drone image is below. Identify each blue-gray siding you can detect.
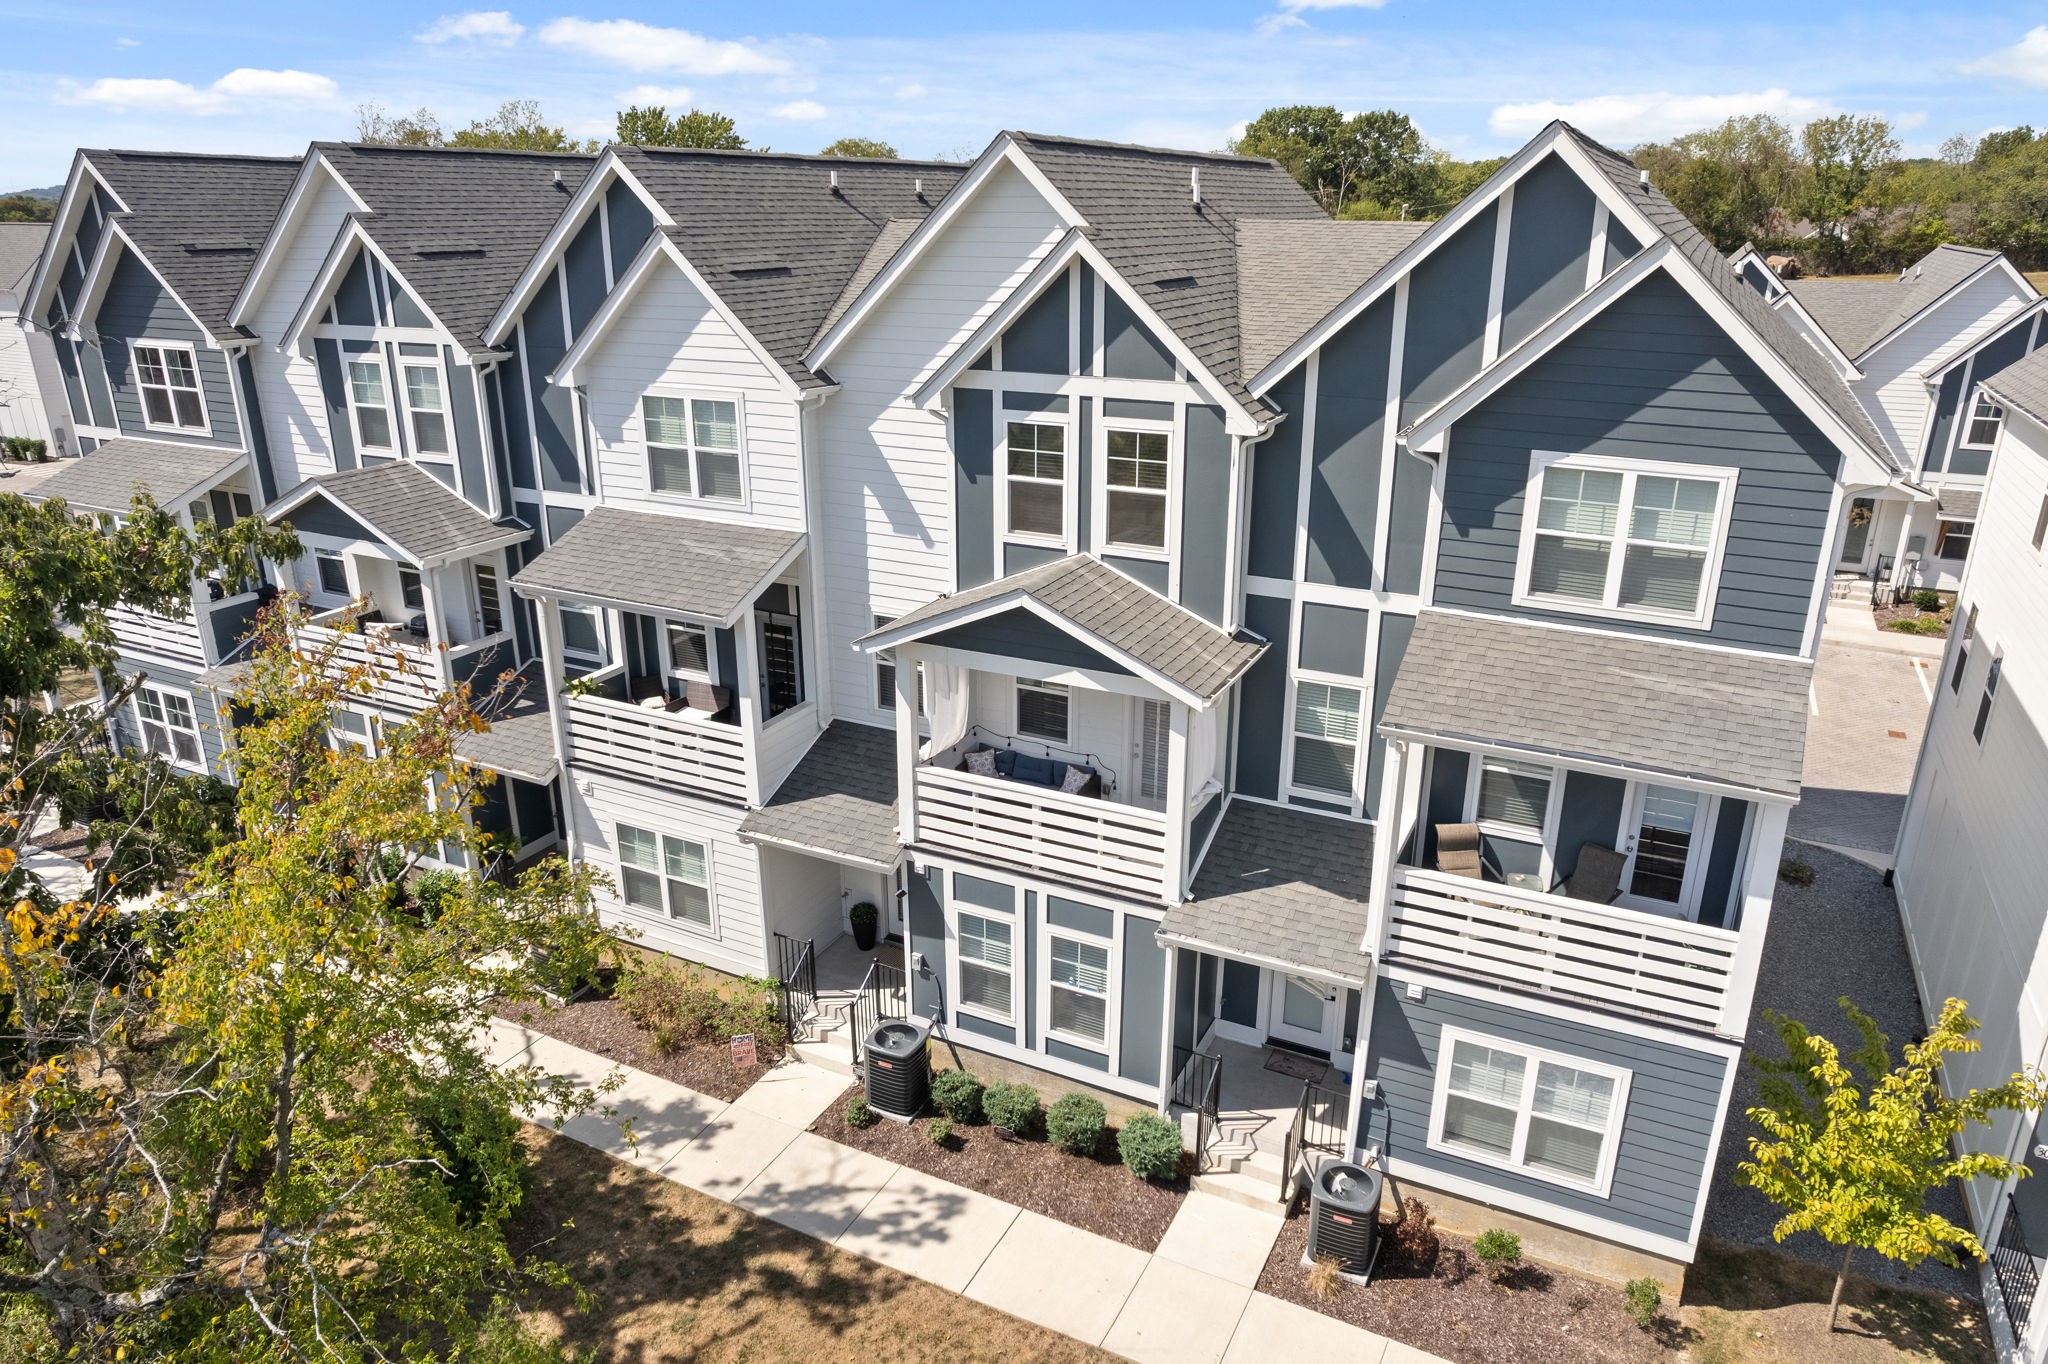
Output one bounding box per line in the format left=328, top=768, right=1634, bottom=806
left=1360, top=978, right=1727, bottom=1245
left=520, top=270, right=580, bottom=494
left=1103, top=291, right=1175, bottom=382
left=1365, top=612, right=1414, bottom=817
left=922, top=608, right=1132, bottom=676
left=1700, top=799, right=1751, bottom=929
left=953, top=387, right=995, bottom=587
left=95, top=254, right=242, bottom=449
left=1500, top=154, right=1596, bottom=356
left=1180, top=404, right=1231, bottom=622
left=1001, top=270, right=1069, bottom=374
left=1401, top=202, right=1497, bottom=425
left=311, top=340, right=358, bottom=469
left=1434, top=272, right=1840, bottom=653
left=1247, top=367, right=1306, bottom=580
left=1308, top=297, right=1393, bottom=590
left=1120, top=914, right=1166, bottom=1087
left=445, top=347, right=488, bottom=502
left=1233, top=593, right=1292, bottom=801
left=1555, top=770, right=1627, bottom=880
left=909, top=866, right=946, bottom=1017
left=605, top=179, right=655, bottom=274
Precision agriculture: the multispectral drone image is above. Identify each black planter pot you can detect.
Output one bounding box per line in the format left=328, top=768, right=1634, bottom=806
left=851, top=918, right=878, bottom=951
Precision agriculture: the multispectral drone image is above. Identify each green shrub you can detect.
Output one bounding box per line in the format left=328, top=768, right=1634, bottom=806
left=845, top=1094, right=875, bottom=1129
left=1622, top=1275, right=1662, bottom=1330
left=983, top=1080, right=1041, bottom=1134
left=1116, top=1111, right=1184, bottom=1180
left=411, top=867, right=464, bottom=922
left=931, top=1067, right=984, bottom=1123
left=22, top=439, right=45, bottom=462
left=1473, top=1228, right=1522, bottom=1282
left=928, top=1116, right=954, bottom=1145
left=615, top=961, right=788, bottom=1055
left=1888, top=615, right=1947, bottom=635
left=1778, top=855, right=1816, bottom=887
left=1046, top=1092, right=1106, bottom=1155
left=413, top=1087, right=529, bottom=1229
left=1912, top=588, right=1943, bottom=612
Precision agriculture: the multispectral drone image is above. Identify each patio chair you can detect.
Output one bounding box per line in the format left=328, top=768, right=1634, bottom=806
left=683, top=680, right=734, bottom=719
left=1561, top=842, right=1627, bottom=904
left=1435, top=823, right=1484, bottom=879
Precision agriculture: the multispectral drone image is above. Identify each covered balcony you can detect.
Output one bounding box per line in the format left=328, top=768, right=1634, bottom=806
left=1369, top=610, right=1806, bottom=1038
left=860, top=555, right=1265, bottom=906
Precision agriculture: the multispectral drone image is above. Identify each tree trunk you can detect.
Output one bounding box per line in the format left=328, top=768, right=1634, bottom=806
left=1828, top=1244, right=1853, bottom=1331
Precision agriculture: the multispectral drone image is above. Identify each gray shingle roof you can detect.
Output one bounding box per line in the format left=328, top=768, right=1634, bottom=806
left=1936, top=487, right=1982, bottom=520
left=1165, top=800, right=1374, bottom=984
left=1236, top=218, right=1428, bottom=380
left=82, top=150, right=300, bottom=336
left=457, top=664, right=559, bottom=783
left=277, top=462, right=517, bottom=564
left=509, top=506, right=802, bottom=624
left=1380, top=611, right=1813, bottom=797
left=813, top=217, right=920, bottom=346
left=1980, top=343, right=2048, bottom=431
left=615, top=148, right=965, bottom=388
left=1785, top=244, right=2002, bottom=357
left=25, top=436, right=244, bottom=513
left=863, top=554, right=1267, bottom=702
left=739, top=721, right=900, bottom=869
left=1008, top=133, right=1328, bottom=421
left=314, top=143, right=596, bottom=351
left=0, top=222, right=50, bottom=293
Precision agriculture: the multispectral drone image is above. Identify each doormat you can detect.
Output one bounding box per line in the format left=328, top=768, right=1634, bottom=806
left=1264, top=1049, right=1328, bottom=1083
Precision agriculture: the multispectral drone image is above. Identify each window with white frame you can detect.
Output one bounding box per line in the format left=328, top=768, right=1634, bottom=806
left=135, top=684, right=202, bottom=767
left=330, top=708, right=377, bottom=757
left=1016, top=678, right=1070, bottom=745
left=559, top=604, right=604, bottom=662
left=1975, top=651, right=2004, bottom=744
left=616, top=823, right=713, bottom=928
left=957, top=912, right=1014, bottom=1019
left=1475, top=755, right=1554, bottom=831
left=313, top=549, right=350, bottom=598
left=642, top=394, right=743, bottom=502
left=1935, top=519, right=1974, bottom=562
left=1005, top=420, right=1067, bottom=540
left=1518, top=455, right=1735, bottom=624
left=1290, top=680, right=1362, bottom=797
left=873, top=615, right=925, bottom=716
left=1963, top=392, right=2005, bottom=448
left=1104, top=428, right=1170, bottom=550
left=667, top=621, right=709, bottom=679
left=1951, top=605, right=1978, bottom=695
left=1047, top=932, right=1111, bottom=1045
left=133, top=343, right=206, bottom=431
left=473, top=565, right=503, bottom=635
left=402, top=361, right=451, bottom=456
left=398, top=567, right=424, bottom=613
left=1430, top=1029, right=1630, bottom=1193
left=347, top=358, right=394, bottom=451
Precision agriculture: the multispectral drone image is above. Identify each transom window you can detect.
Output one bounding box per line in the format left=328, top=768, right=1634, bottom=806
left=957, top=912, right=1014, bottom=1019
left=1430, top=1029, right=1629, bottom=1193
left=403, top=362, right=450, bottom=456
left=1105, top=428, right=1170, bottom=550
left=667, top=622, right=709, bottom=679
left=133, top=343, right=206, bottom=431
left=643, top=395, right=743, bottom=502
left=1005, top=421, right=1067, bottom=540
left=1048, top=933, right=1111, bottom=1045
left=616, top=823, right=712, bottom=928
left=1519, top=455, right=1734, bottom=625
left=1016, top=678, right=1070, bottom=746
left=347, top=359, right=394, bottom=451
left=135, top=684, right=202, bottom=768
left=1963, top=393, right=2005, bottom=448
left=1476, top=756, right=1553, bottom=831
left=1290, top=681, right=1362, bottom=797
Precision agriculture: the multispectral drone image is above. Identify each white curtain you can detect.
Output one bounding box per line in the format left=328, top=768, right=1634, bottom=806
left=920, top=661, right=969, bottom=760
left=1185, top=703, right=1222, bottom=802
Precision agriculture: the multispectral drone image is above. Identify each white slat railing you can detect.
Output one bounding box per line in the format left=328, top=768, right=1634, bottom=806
left=564, top=691, right=751, bottom=805
left=301, top=618, right=445, bottom=712
left=107, top=603, right=205, bottom=666
left=1386, top=866, right=1742, bottom=1034
left=914, top=766, right=1173, bottom=903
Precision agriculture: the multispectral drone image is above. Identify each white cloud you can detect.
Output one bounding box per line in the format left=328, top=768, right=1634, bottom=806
left=537, top=17, right=789, bottom=76
left=415, top=11, right=525, bottom=46
left=1489, top=89, right=1837, bottom=144
left=212, top=68, right=338, bottom=100
left=1963, top=26, right=2048, bottom=87
left=893, top=82, right=927, bottom=101
left=56, top=67, right=338, bottom=115
left=115, top=37, right=140, bottom=48
left=618, top=84, right=695, bottom=107
left=771, top=99, right=827, bottom=120
left=1893, top=111, right=1928, bottom=132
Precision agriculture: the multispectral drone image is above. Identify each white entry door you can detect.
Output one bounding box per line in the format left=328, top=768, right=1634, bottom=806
left=1617, top=784, right=1709, bottom=920
left=1267, top=972, right=1342, bottom=1054
left=1132, top=697, right=1170, bottom=811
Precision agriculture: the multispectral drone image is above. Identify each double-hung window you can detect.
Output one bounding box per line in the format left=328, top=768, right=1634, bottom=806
left=347, top=358, right=394, bottom=451
left=1935, top=519, right=1975, bottom=562
left=330, top=708, right=377, bottom=757
left=403, top=361, right=451, bottom=456
left=616, top=824, right=713, bottom=928
left=314, top=549, right=350, bottom=598
left=957, top=912, right=1014, bottom=1019
left=1963, top=392, right=2005, bottom=448
left=1005, top=420, right=1066, bottom=540
left=135, top=685, right=202, bottom=768
left=1047, top=932, right=1111, bottom=1045
left=1016, top=678, right=1070, bottom=746
left=667, top=621, right=709, bottom=680
left=1431, top=1029, right=1630, bottom=1194
left=133, top=343, right=206, bottom=431
left=398, top=567, right=425, bottom=614
left=1104, top=428, right=1170, bottom=551
left=1519, top=454, right=1734, bottom=625
left=1475, top=756, right=1553, bottom=832
left=1290, top=681, right=1363, bottom=797
left=1975, top=652, right=2004, bottom=744
left=643, top=394, right=743, bottom=502
left=872, top=615, right=925, bottom=716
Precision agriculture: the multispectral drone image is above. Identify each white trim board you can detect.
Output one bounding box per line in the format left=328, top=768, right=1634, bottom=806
left=483, top=151, right=676, bottom=347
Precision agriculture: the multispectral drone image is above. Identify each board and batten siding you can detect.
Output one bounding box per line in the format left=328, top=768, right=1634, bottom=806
left=1435, top=271, right=1840, bottom=653
left=247, top=171, right=359, bottom=490
left=1361, top=977, right=1729, bottom=1247
left=95, top=251, right=243, bottom=449
left=817, top=159, right=1071, bottom=723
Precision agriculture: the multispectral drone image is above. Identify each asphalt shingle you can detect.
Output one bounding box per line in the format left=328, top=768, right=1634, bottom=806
left=457, top=664, right=559, bottom=783
left=739, top=721, right=899, bottom=869
left=508, top=506, right=801, bottom=623
left=0, top=222, right=51, bottom=293
left=277, top=462, right=515, bottom=564
left=1983, top=343, right=2048, bottom=431
left=25, top=436, right=244, bottom=513
left=1785, top=244, right=2002, bottom=357
left=1235, top=217, right=1428, bottom=380
left=1166, top=800, right=1375, bottom=984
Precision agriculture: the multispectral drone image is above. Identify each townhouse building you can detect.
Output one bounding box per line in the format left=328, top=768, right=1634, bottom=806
left=17, top=121, right=1897, bottom=1283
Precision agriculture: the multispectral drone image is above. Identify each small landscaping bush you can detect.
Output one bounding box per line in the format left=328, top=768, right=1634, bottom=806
left=1622, top=1275, right=1662, bottom=1330
left=845, top=1094, right=875, bottom=1129
left=1473, top=1228, right=1522, bottom=1283
left=1888, top=614, right=1947, bottom=635
left=927, top=1116, right=954, bottom=1145
left=1912, top=588, right=1943, bottom=612
left=615, top=961, right=787, bottom=1055
left=410, top=867, right=463, bottom=922
left=1778, top=854, right=1816, bottom=886
left=931, top=1067, right=984, bottom=1123
left=983, top=1080, right=1041, bottom=1135
left=1387, top=1197, right=1439, bottom=1271
left=1116, top=1111, right=1184, bottom=1181
left=1046, top=1092, right=1106, bottom=1155
left=1306, top=1255, right=1343, bottom=1300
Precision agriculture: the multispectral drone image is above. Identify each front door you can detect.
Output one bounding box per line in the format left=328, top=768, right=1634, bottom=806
left=1618, top=785, right=1707, bottom=920
left=1839, top=496, right=1876, bottom=567
left=1267, top=971, right=1341, bottom=1054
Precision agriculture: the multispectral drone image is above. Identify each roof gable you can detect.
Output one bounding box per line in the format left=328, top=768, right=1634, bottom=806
left=269, top=462, right=520, bottom=565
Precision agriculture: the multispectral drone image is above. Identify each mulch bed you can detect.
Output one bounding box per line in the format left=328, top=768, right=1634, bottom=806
left=494, top=994, right=787, bottom=1104
left=1872, top=602, right=1952, bottom=638
left=811, top=1082, right=1187, bottom=1251
left=1257, top=1198, right=1671, bottom=1364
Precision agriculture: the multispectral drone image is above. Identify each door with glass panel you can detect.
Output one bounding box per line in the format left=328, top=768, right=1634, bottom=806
left=1267, top=971, right=1341, bottom=1054
left=1618, top=784, right=1708, bottom=919
left=1838, top=496, right=1876, bottom=568
left=1132, top=698, right=1170, bottom=811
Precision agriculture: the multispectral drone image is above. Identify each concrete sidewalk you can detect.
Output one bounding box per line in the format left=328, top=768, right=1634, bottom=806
left=489, top=1019, right=1442, bottom=1364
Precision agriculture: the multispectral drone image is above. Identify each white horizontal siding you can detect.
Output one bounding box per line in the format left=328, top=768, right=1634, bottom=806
left=1855, top=270, right=2034, bottom=468
left=815, top=161, right=1070, bottom=721
left=0, top=308, right=52, bottom=442
left=248, top=172, right=355, bottom=491
left=758, top=700, right=822, bottom=796
left=583, top=262, right=805, bottom=532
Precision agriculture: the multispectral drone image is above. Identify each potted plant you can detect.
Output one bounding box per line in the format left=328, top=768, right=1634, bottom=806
left=849, top=900, right=880, bottom=951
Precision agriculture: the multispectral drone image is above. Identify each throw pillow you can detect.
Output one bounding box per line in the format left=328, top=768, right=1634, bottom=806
left=1059, top=765, right=1093, bottom=795
left=965, top=748, right=998, bottom=778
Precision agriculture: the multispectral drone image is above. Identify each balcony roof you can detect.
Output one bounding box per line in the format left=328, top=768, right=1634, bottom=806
left=1380, top=611, right=1813, bottom=799
left=509, top=507, right=804, bottom=629
left=858, top=555, right=1266, bottom=707
left=739, top=721, right=899, bottom=870
left=25, top=437, right=245, bottom=515
left=1162, top=800, right=1374, bottom=986
left=455, top=665, right=559, bottom=784
left=268, top=462, right=526, bottom=566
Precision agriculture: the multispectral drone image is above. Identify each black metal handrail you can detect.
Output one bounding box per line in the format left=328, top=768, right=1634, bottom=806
left=772, top=932, right=817, bottom=1043
left=1170, top=1047, right=1223, bottom=1171
left=1280, top=1079, right=1349, bottom=1201
left=1995, top=1192, right=2040, bottom=1339
left=847, top=958, right=908, bottom=1069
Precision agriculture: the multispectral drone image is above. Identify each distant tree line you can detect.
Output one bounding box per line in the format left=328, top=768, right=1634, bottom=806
left=0, top=194, right=54, bottom=223
left=353, top=99, right=899, bottom=159
left=1228, top=105, right=1505, bottom=220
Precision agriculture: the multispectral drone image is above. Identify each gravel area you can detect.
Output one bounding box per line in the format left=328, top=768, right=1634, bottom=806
left=1703, top=842, right=1977, bottom=1299
left=494, top=995, right=787, bottom=1103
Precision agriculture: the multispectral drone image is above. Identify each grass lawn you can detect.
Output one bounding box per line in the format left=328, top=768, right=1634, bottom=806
left=506, top=1124, right=1109, bottom=1362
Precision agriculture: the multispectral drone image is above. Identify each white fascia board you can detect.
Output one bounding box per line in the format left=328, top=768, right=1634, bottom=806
left=1377, top=723, right=1796, bottom=805
left=546, top=233, right=802, bottom=396
left=23, top=152, right=109, bottom=325
left=1853, top=255, right=2018, bottom=367
left=806, top=136, right=1087, bottom=371
left=483, top=150, right=672, bottom=347
left=263, top=479, right=411, bottom=563
left=1918, top=297, right=2048, bottom=382
left=229, top=150, right=369, bottom=330
left=1767, top=289, right=1864, bottom=380
left=278, top=218, right=455, bottom=356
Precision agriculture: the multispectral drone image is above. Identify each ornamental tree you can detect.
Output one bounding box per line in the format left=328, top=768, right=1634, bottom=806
left=1738, top=995, right=2048, bottom=1330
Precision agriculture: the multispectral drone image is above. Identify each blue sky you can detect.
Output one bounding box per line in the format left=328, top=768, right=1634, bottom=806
left=3, top=1, right=2045, bottom=190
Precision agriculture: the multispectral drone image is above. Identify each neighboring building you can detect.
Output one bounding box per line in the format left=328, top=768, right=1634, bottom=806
left=14, top=121, right=1900, bottom=1285
left=1892, top=343, right=2048, bottom=1363
left=0, top=221, right=65, bottom=449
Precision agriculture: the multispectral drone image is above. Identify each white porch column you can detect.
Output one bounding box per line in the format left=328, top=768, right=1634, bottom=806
left=895, top=643, right=921, bottom=845
left=1156, top=941, right=1180, bottom=1115
left=1887, top=495, right=1919, bottom=595
left=417, top=565, right=451, bottom=692
left=533, top=597, right=578, bottom=860
left=1162, top=702, right=1190, bottom=904
left=1349, top=735, right=1413, bottom=1156
left=733, top=608, right=764, bottom=807
left=1716, top=801, right=1791, bottom=1038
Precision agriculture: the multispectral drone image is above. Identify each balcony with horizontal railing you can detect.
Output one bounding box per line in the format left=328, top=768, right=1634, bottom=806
left=1384, top=865, right=1742, bottom=1034
left=106, top=602, right=208, bottom=667
left=912, top=762, right=1174, bottom=903
left=561, top=661, right=752, bottom=805
left=298, top=607, right=515, bottom=715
